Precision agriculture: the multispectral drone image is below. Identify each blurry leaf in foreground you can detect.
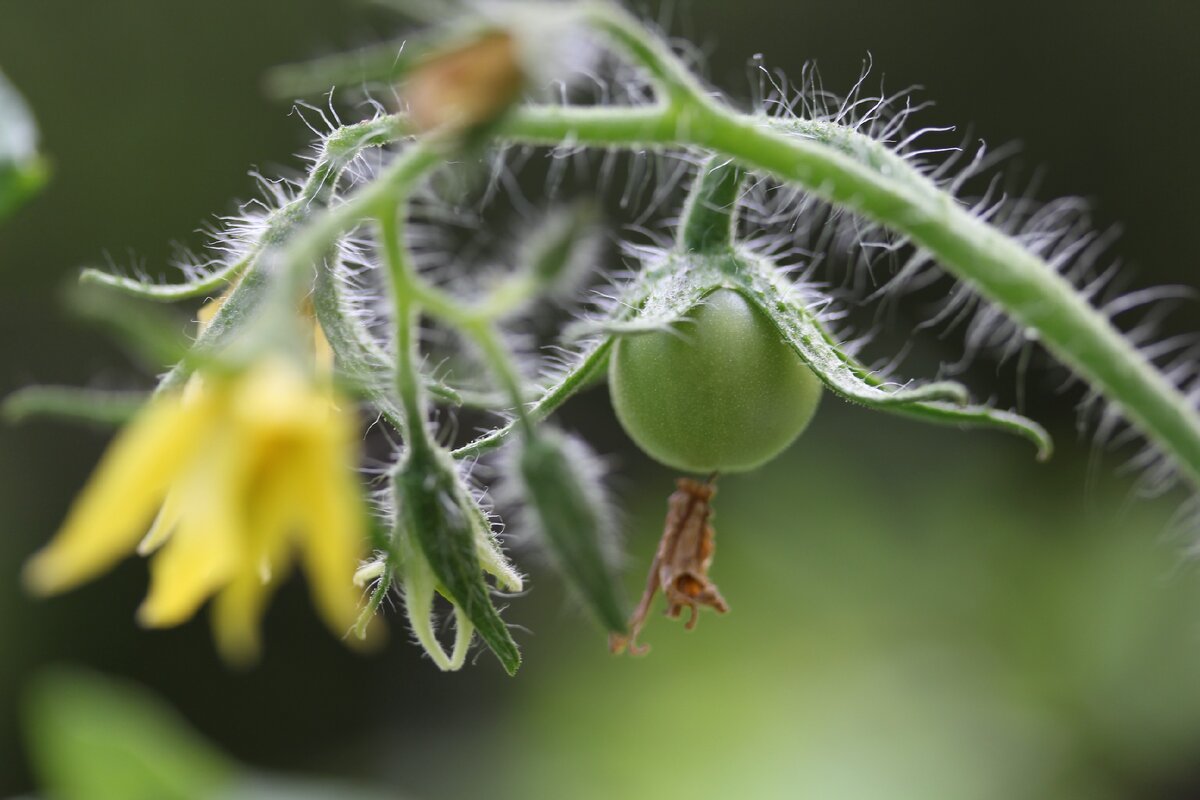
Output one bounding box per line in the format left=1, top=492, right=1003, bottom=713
left=24, top=668, right=235, bottom=800
left=222, top=775, right=396, bottom=800
left=23, top=668, right=402, bottom=800
left=0, top=68, right=49, bottom=220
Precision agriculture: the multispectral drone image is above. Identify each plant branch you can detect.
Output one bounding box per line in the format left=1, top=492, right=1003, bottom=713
left=474, top=7, right=1200, bottom=489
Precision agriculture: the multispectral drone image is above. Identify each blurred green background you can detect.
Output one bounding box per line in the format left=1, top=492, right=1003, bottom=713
left=3, top=1, right=1200, bottom=797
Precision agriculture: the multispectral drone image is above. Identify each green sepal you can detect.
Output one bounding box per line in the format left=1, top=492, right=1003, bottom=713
left=313, top=256, right=408, bottom=432
left=151, top=242, right=317, bottom=394
left=75, top=114, right=406, bottom=305
left=581, top=253, right=722, bottom=337
left=78, top=258, right=247, bottom=303
left=724, top=255, right=970, bottom=406
left=66, top=283, right=194, bottom=369
left=394, top=443, right=521, bottom=675
left=478, top=202, right=601, bottom=316
left=352, top=563, right=395, bottom=643
left=154, top=258, right=273, bottom=393
left=729, top=253, right=1052, bottom=459
left=582, top=246, right=1050, bottom=458
left=3, top=386, right=147, bottom=427
left=677, top=156, right=743, bottom=254
left=313, top=257, right=511, bottom=432
left=518, top=427, right=627, bottom=633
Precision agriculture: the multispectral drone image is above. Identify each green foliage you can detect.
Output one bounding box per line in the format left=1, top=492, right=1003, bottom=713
left=23, top=669, right=399, bottom=800
left=24, top=669, right=234, bottom=800
left=0, top=68, right=48, bottom=221
left=8, top=0, right=1199, bottom=676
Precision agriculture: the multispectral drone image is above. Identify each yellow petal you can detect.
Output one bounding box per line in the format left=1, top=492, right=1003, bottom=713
left=209, top=566, right=275, bottom=666
left=210, top=465, right=300, bottom=664
left=23, top=395, right=211, bottom=595
left=295, top=440, right=365, bottom=638
left=211, top=546, right=292, bottom=666
left=137, top=489, right=181, bottom=556
left=231, top=359, right=330, bottom=438
left=137, top=438, right=241, bottom=628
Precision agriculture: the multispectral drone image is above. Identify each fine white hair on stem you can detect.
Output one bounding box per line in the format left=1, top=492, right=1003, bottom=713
left=738, top=54, right=1200, bottom=505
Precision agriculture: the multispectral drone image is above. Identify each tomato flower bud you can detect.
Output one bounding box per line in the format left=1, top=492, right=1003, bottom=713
left=404, top=31, right=525, bottom=135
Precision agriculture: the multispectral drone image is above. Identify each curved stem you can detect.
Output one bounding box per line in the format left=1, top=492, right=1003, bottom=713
left=451, top=338, right=614, bottom=460
left=375, top=184, right=433, bottom=449
left=582, top=1, right=709, bottom=105
left=382, top=263, right=536, bottom=435
left=687, top=119, right=1200, bottom=490
left=460, top=318, right=535, bottom=436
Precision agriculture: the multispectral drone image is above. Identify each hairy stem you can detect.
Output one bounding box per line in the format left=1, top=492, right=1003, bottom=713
left=460, top=318, right=535, bottom=436
left=376, top=187, right=431, bottom=449
left=476, top=6, right=1200, bottom=489
left=677, top=156, right=744, bottom=253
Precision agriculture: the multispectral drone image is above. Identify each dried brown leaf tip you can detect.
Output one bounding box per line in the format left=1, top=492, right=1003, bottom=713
left=610, top=476, right=730, bottom=656
left=404, top=30, right=525, bottom=135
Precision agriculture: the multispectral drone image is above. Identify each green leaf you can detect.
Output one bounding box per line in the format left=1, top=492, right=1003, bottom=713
left=23, top=668, right=235, bottom=800
left=519, top=428, right=628, bottom=633
left=0, top=68, right=48, bottom=220
left=222, top=774, right=397, bottom=800
left=314, top=256, right=496, bottom=431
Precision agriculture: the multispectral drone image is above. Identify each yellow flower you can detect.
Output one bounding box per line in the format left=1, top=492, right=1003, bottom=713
left=23, top=358, right=366, bottom=663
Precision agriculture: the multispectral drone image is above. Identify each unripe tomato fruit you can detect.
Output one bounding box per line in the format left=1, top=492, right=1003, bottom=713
left=609, top=288, right=822, bottom=473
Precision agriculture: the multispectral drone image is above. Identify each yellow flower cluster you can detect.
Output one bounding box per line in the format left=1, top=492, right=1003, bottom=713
left=23, top=304, right=364, bottom=663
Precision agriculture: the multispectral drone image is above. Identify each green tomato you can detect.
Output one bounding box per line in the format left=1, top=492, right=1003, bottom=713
left=608, top=288, right=822, bottom=473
